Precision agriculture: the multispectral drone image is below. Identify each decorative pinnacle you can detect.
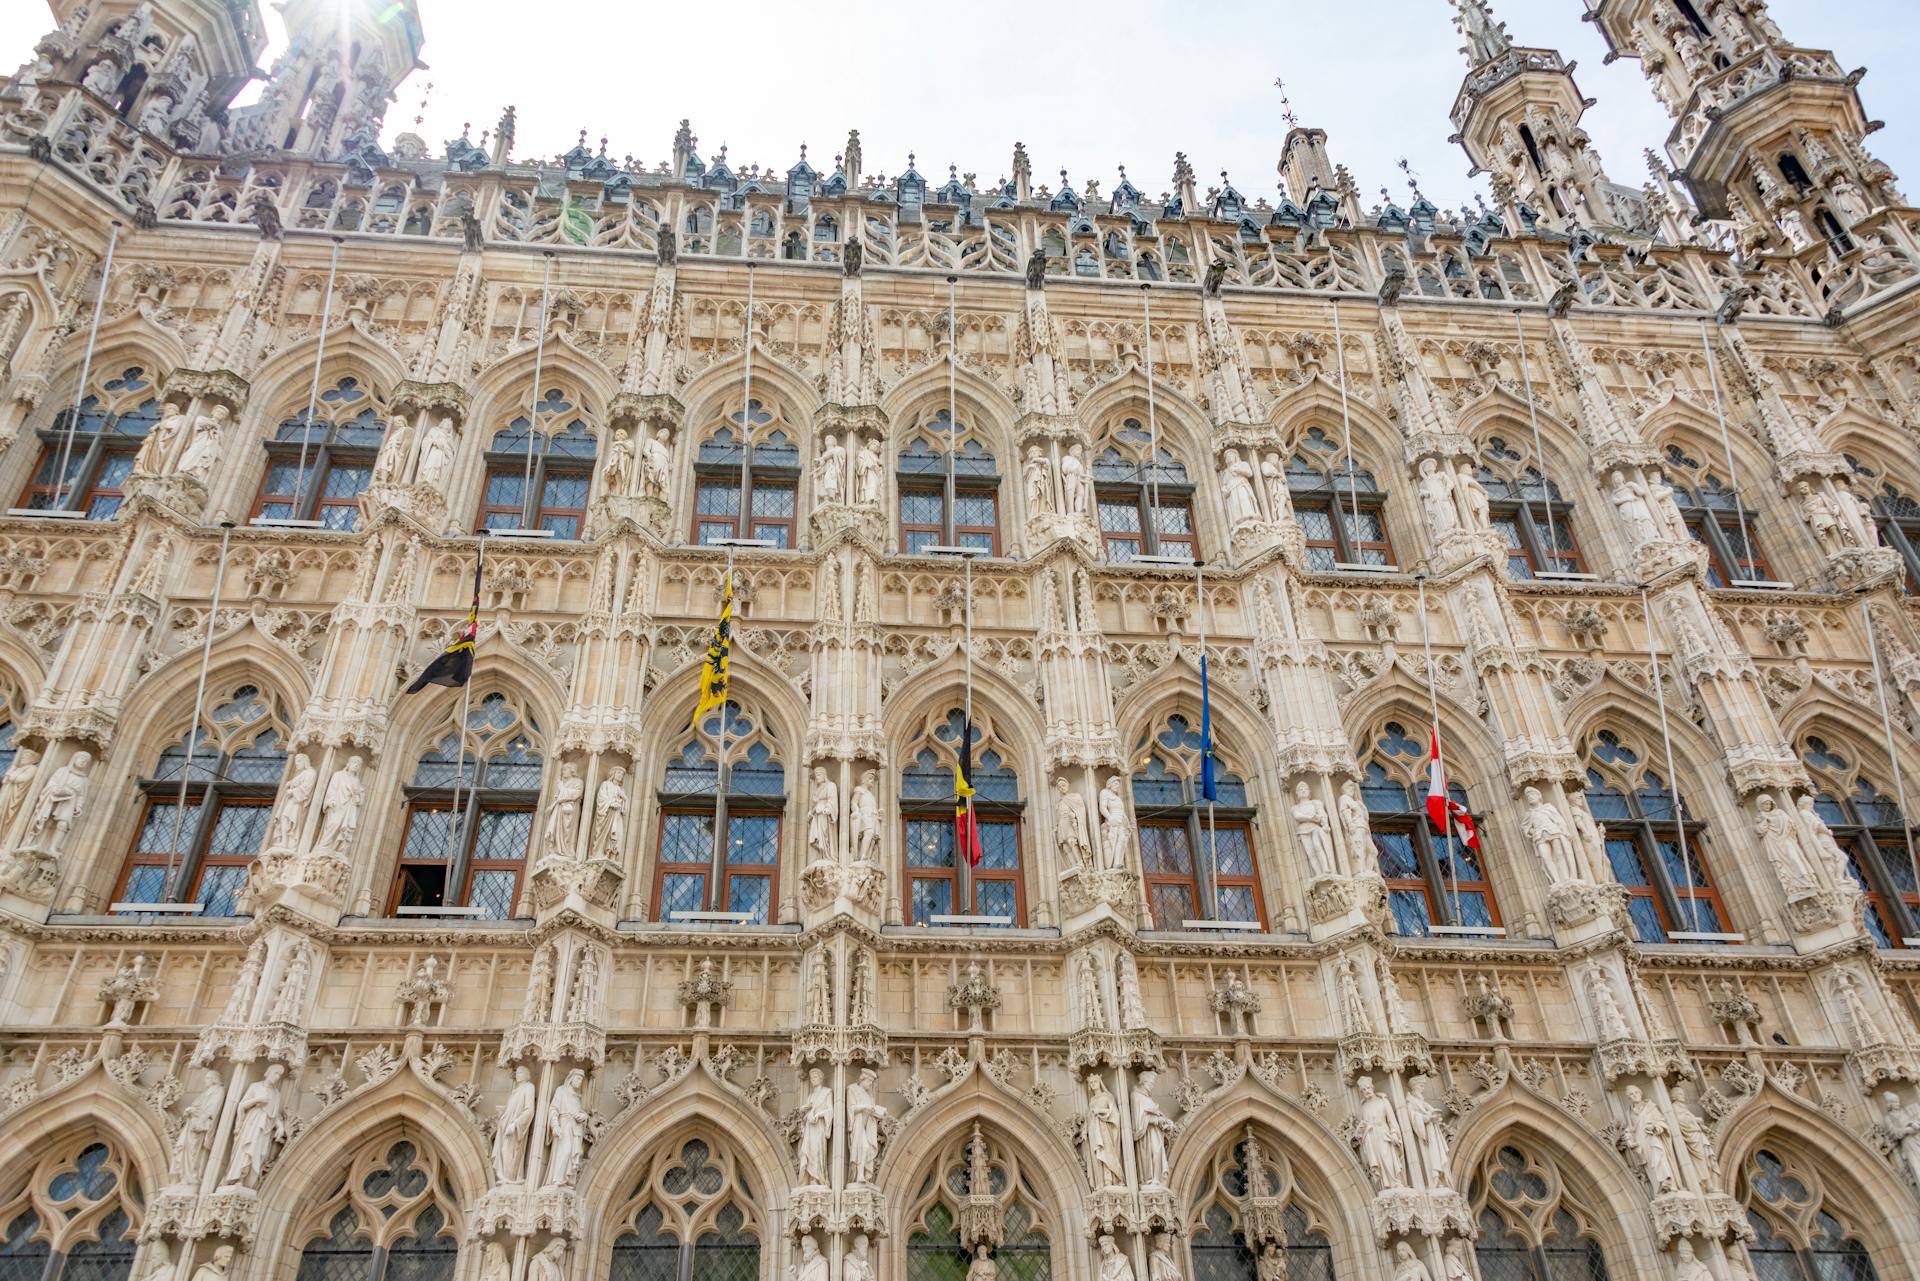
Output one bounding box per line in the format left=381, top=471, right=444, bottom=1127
left=1274, top=77, right=1300, bottom=129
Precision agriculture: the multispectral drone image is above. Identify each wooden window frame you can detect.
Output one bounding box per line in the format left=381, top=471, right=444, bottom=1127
left=1587, top=788, right=1725, bottom=943
left=1488, top=497, right=1586, bottom=578
left=387, top=787, right=536, bottom=920
left=899, top=802, right=1025, bottom=927
left=1294, top=493, right=1393, bottom=570
left=253, top=441, right=380, bottom=530
left=650, top=802, right=783, bottom=924
left=1678, top=502, right=1774, bottom=586
left=1137, top=814, right=1265, bottom=930
left=477, top=453, right=595, bottom=540
left=1096, top=484, right=1198, bottom=564
left=114, top=774, right=277, bottom=914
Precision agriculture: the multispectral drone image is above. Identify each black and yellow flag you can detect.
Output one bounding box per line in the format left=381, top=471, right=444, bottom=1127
left=953, top=716, right=983, bottom=868
left=690, top=577, right=733, bottom=731
left=407, top=540, right=482, bottom=693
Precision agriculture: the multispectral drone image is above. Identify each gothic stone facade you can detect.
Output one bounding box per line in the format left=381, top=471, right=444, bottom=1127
left=0, top=4, right=1919, bottom=1281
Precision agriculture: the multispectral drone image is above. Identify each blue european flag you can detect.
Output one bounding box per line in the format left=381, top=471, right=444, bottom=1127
left=1199, top=652, right=1217, bottom=803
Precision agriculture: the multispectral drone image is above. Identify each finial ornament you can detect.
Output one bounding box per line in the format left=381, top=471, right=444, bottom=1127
left=1453, top=0, right=1511, bottom=66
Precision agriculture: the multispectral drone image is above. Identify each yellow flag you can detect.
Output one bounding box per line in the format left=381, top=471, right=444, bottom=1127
left=690, top=578, right=733, bottom=732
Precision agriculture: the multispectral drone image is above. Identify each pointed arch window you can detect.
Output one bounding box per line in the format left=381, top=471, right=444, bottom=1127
left=1187, top=1127, right=1333, bottom=1281
left=900, top=710, right=1023, bottom=926
left=1801, top=736, right=1919, bottom=947
left=113, top=684, right=290, bottom=915
left=0, top=1139, right=142, bottom=1281
left=691, top=399, right=799, bottom=548
left=1131, top=714, right=1261, bottom=929
left=20, top=367, right=159, bottom=521
left=255, top=376, right=388, bottom=530
left=654, top=699, right=784, bottom=925
left=294, top=1139, right=461, bottom=1281
left=1359, top=722, right=1499, bottom=937
left=1286, top=428, right=1393, bottom=571
left=897, top=411, right=1000, bottom=555
left=1471, top=1144, right=1613, bottom=1281
left=905, top=1128, right=1053, bottom=1281
left=477, top=389, right=598, bottom=540
left=1843, top=456, right=1920, bottom=594
left=389, top=692, right=542, bottom=920
left=1094, top=417, right=1197, bottom=564
left=610, top=1137, right=762, bottom=1281
left=1475, top=436, right=1585, bottom=579
left=1581, top=730, right=1726, bottom=943
left=1743, top=1150, right=1883, bottom=1281
left=1662, top=443, right=1774, bottom=587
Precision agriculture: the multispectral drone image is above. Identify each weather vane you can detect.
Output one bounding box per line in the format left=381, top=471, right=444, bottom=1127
left=1274, top=77, right=1300, bottom=129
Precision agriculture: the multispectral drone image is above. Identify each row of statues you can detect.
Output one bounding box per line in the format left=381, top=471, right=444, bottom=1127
left=1352, top=1074, right=1452, bottom=1192
left=1416, top=457, right=1493, bottom=542
left=807, top=768, right=881, bottom=865
left=1082, top=1069, right=1177, bottom=1190
left=490, top=1065, right=592, bottom=1188
left=811, top=433, right=886, bottom=507
left=1220, top=449, right=1300, bottom=532
left=1053, top=777, right=1133, bottom=872
left=597, top=426, right=675, bottom=502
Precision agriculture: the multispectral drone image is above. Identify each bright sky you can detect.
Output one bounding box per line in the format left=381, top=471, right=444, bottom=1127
left=6, top=0, right=1916, bottom=214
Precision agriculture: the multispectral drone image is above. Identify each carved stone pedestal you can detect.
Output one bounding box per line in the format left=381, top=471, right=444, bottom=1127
left=840, top=1185, right=889, bottom=1237
left=1546, top=880, right=1628, bottom=942
left=799, top=859, right=886, bottom=916
left=124, top=471, right=210, bottom=519
left=1428, top=529, right=1504, bottom=574
left=1825, top=546, right=1902, bottom=591
left=809, top=503, right=885, bottom=546
left=1594, top=1037, right=1690, bottom=1083
left=1059, top=868, right=1136, bottom=920
left=587, top=493, right=671, bottom=539
left=244, top=849, right=350, bottom=917
left=1306, top=874, right=1375, bottom=937
left=0, top=844, right=59, bottom=904
left=790, top=1186, right=833, bottom=1235
left=525, top=855, right=624, bottom=916
left=1646, top=1190, right=1751, bottom=1245
left=1369, top=1188, right=1472, bottom=1243
left=1068, top=1027, right=1162, bottom=1073
left=471, top=1184, right=581, bottom=1237
left=1848, top=1040, right=1920, bottom=1088
left=789, top=1023, right=888, bottom=1067
left=192, top=1019, right=306, bottom=1067
left=195, top=1186, right=262, bottom=1245
left=1336, top=1033, right=1433, bottom=1081
left=499, top=1018, right=606, bottom=1065
left=1633, top=539, right=1710, bottom=583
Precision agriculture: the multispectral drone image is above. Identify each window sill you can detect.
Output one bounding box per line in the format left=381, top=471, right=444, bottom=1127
left=881, top=923, right=1061, bottom=941
left=618, top=918, right=801, bottom=935
left=340, top=913, right=534, bottom=930
left=52, top=910, right=251, bottom=926
left=1137, top=927, right=1304, bottom=945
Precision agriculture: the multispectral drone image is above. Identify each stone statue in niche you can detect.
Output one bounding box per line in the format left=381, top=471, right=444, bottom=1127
left=481, top=1243, right=510, bottom=1281
left=1520, top=787, right=1577, bottom=885
left=1391, top=1244, right=1433, bottom=1281
left=1354, top=1075, right=1408, bottom=1189
left=1078, top=954, right=1106, bottom=1030
left=416, top=417, right=456, bottom=490
left=1797, top=481, right=1849, bottom=554
left=1753, top=795, right=1816, bottom=895
left=1586, top=969, right=1628, bottom=1041
left=492, top=1063, right=536, bottom=1182
left=1607, top=470, right=1660, bottom=545
left=1623, top=1083, right=1680, bottom=1192
left=373, top=413, right=413, bottom=482
left=843, top=1235, right=876, bottom=1281
left=1670, top=1241, right=1712, bottom=1281
left=542, top=762, right=584, bottom=860
left=1084, top=1074, right=1125, bottom=1189
left=1062, top=443, right=1092, bottom=518
left=1024, top=444, right=1054, bottom=516
left=967, top=1245, right=998, bottom=1281
left=603, top=427, right=635, bottom=494
left=1404, top=1074, right=1451, bottom=1187
left=177, top=405, right=229, bottom=486
left=1454, top=461, right=1491, bottom=531
left=855, top=438, right=883, bottom=505
left=171, top=1069, right=225, bottom=1180
left=26, top=750, right=91, bottom=853
left=850, top=771, right=881, bottom=865
left=1147, top=1235, right=1182, bottom=1281
left=1418, top=457, right=1459, bottom=539
left=1117, top=952, right=1148, bottom=1030
left=542, top=1067, right=590, bottom=1188
left=798, top=1066, right=834, bottom=1185
left=314, top=757, right=365, bottom=855
left=1668, top=1085, right=1722, bottom=1193
left=1337, top=779, right=1369, bottom=868
left=807, top=768, right=839, bottom=862
left=189, top=1245, right=235, bottom=1281
left=847, top=1066, right=885, bottom=1184
left=1098, top=778, right=1131, bottom=870
left=1291, top=781, right=1335, bottom=879
left=1132, top=1067, right=1175, bottom=1187
left=217, top=1063, right=288, bottom=1190
left=814, top=434, right=846, bottom=504
left=1261, top=455, right=1293, bottom=522
left=265, top=753, right=316, bottom=851
left=590, top=766, right=629, bottom=859
left=1097, top=1236, right=1135, bottom=1281
left=1222, top=449, right=1261, bottom=528
left=794, top=1237, right=828, bottom=1281
left=1879, top=1091, right=1920, bottom=1189
left=642, top=427, right=673, bottom=499
left=1443, top=1240, right=1474, bottom=1281
left=136, top=402, right=187, bottom=474
left=1055, top=778, right=1093, bottom=870
left=529, top=1239, right=567, bottom=1281
left=1793, top=796, right=1853, bottom=884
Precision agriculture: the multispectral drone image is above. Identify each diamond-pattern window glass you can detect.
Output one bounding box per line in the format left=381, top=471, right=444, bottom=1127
left=726, top=815, right=778, bottom=867
left=296, top=1209, right=371, bottom=1281
left=0, top=1212, right=46, bottom=1281
left=467, top=869, right=517, bottom=920
left=196, top=866, right=248, bottom=917
left=136, top=801, right=204, bottom=855
left=472, top=810, right=533, bottom=862
left=59, top=1209, right=134, bottom=1281
left=660, top=873, right=707, bottom=918
left=662, top=813, right=716, bottom=863
left=725, top=875, right=771, bottom=923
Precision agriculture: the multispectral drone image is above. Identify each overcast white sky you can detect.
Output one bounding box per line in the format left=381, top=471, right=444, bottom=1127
left=6, top=0, right=1915, bottom=213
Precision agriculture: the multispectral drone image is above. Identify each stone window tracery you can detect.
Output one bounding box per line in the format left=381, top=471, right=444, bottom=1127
left=1358, top=720, right=1499, bottom=936
left=1186, top=1127, right=1333, bottom=1281
left=900, top=709, right=1022, bottom=926
left=1800, top=735, right=1918, bottom=947
left=1841, top=454, right=1920, bottom=593
left=255, top=375, right=388, bottom=531
left=897, top=410, right=999, bottom=555
left=19, top=366, right=160, bottom=521
left=293, top=1138, right=460, bottom=1281
left=0, top=1138, right=142, bottom=1281
left=1581, top=729, right=1726, bottom=943
left=1474, top=435, right=1586, bottom=578
left=691, top=398, right=799, bottom=549
left=904, top=1127, right=1053, bottom=1281
left=1132, top=713, right=1261, bottom=929
left=477, top=387, right=598, bottom=540
left=608, top=1136, right=762, bottom=1281
left=114, top=683, right=291, bottom=915
left=1285, top=427, right=1393, bottom=571
left=388, top=691, right=542, bottom=920
left=1661, top=441, right=1775, bottom=587
left=654, top=698, right=784, bottom=925
left=1469, top=1143, right=1613, bottom=1281
left=1741, top=1149, right=1882, bottom=1281
left=1093, top=416, right=1197, bottom=564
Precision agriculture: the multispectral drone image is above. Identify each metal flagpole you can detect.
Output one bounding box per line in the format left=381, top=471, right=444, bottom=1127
left=1197, top=556, right=1218, bottom=912
left=1512, top=310, right=1561, bottom=571
left=520, top=253, right=556, bottom=529
left=1699, top=322, right=1758, bottom=582
left=961, top=551, right=977, bottom=905
left=947, top=275, right=958, bottom=546
left=51, top=221, right=121, bottom=513
left=1143, top=284, right=1160, bottom=554
left=1415, top=573, right=1465, bottom=927
left=708, top=542, right=736, bottom=907
left=160, top=520, right=235, bottom=902
left=442, top=536, right=484, bottom=887
left=1639, top=586, right=1703, bottom=930
left=1332, top=301, right=1363, bottom=543
left=738, top=263, right=756, bottom=540
left=287, top=237, right=343, bottom=521
left=1860, top=598, right=1920, bottom=941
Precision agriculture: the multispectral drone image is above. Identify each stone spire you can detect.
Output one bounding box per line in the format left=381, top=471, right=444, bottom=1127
left=1453, top=0, right=1511, bottom=68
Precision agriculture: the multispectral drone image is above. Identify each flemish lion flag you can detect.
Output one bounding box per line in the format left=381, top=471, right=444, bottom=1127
left=953, top=717, right=984, bottom=868
left=407, top=540, right=482, bottom=692
left=690, top=578, right=733, bottom=732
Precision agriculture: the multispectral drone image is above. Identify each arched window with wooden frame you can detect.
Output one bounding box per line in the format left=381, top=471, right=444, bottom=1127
left=18, top=366, right=161, bottom=521
left=1469, top=1141, right=1614, bottom=1281
left=1660, top=441, right=1775, bottom=588
left=1284, top=427, right=1394, bottom=571
left=1185, top=1125, right=1335, bottom=1281
left=1580, top=728, right=1727, bottom=944
left=1474, top=434, right=1586, bottom=579
left=896, top=409, right=1000, bottom=556
left=389, top=691, right=543, bottom=920
left=1741, top=1148, right=1885, bottom=1281
left=1357, top=721, right=1499, bottom=937
left=1131, top=713, right=1262, bottom=930
left=653, top=697, right=785, bottom=926
left=292, top=1136, right=461, bottom=1281
left=1800, top=735, right=1919, bottom=948
left=689, top=397, right=800, bottom=548
left=607, top=1135, right=763, bottom=1281
left=1092, top=416, right=1198, bottom=564
left=476, top=388, right=598, bottom=540
left=1843, top=453, right=1920, bottom=594
left=113, top=683, right=291, bottom=916
left=0, top=1137, right=144, bottom=1281
left=899, top=708, right=1023, bottom=927
left=904, top=1126, right=1054, bottom=1281
left=254, top=375, right=388, bottom=530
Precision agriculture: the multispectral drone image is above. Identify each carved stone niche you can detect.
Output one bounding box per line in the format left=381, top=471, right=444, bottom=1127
left=1632, top=537, right=1711, bottom=585
left=1083, top=1189, right=1136, bottom=1237
left=1336, top=1032, right=1433, bottom=1083
left=1848, top=1040, right=1920, bottom=1089
left=1069, top=1027, right=1163, bottom=1075
left=1594, top=1037, right=1690, bottom=1084
left=789, top=1024, right=889, bottom=1068
left=1645, top=1189, right=1752, bottom=1247
left=391, top=380, right=472, bottom=426
left=608, top=391, right=684, bottom=435
left=242, top=847, right=351, bottom=912
left=162, top=368, right=251, bottom=413
left=192, top=1186, right=264, bottom=1245
left=840, top=1186, right=888, bottom=1239
left=1060, top=868, right=1137, bottom=918
left=790, top=1187, right=832, bottom=1237
left=0, top=845, right=61, bottom=904
left=499, top=1017, right=606, bottom=1067
left=1369, top=1188, right=1474, bottom=1244
left=1546, top=880, right=1629, bottom=933
left=590, top=492, right=672, bottom=539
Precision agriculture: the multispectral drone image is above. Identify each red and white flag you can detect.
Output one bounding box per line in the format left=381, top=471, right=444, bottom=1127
left=1425, top=729, right=1480, bottom=850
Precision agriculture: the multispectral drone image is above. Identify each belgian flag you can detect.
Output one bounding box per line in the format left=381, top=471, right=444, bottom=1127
left=690, top=577, right=733, bottom=732
left=407, top=539, right=482, bottom=692
left=953, top=717, right=984, bottom=868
